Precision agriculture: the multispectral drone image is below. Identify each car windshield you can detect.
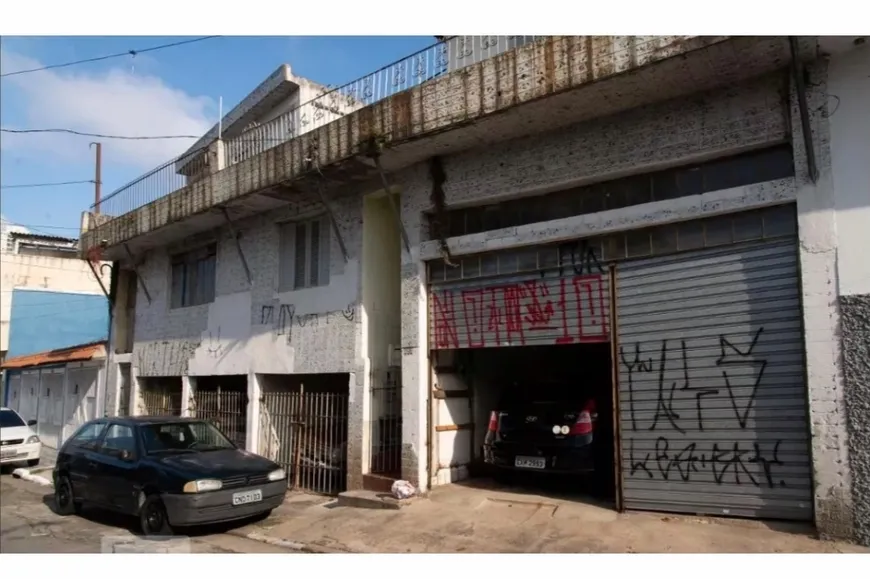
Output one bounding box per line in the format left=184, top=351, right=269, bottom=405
left=0, top=409, right=26, bottom=428
left=139, top=421, right=235, bottom=454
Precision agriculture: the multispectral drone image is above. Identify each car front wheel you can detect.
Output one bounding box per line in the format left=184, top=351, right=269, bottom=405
left=140, top=495, right=173, bottom=536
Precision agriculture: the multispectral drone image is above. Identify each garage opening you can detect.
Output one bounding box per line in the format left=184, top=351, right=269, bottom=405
left=435, top=343, right=616, bottom=504
left=258, top=373, right=349, bottom=495
left=139, top=377, right=183, bottom=416
left=191, top=375, right=248, bottom=448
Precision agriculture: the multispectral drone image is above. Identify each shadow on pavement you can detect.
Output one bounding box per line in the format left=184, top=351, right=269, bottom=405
left=40, top=492, right=267, bottom=538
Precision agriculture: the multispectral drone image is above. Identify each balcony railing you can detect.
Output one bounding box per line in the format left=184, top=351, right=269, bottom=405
left=91, top=36, right=541, bottom=221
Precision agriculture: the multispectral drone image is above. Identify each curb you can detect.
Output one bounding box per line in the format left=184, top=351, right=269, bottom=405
left=228, top=530, right=356, bottom=554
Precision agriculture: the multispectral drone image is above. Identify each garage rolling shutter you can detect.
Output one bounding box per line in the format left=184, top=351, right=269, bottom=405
left=616, top=237, right=813, bottom=521
left=428, top=254, right=611, bottom=350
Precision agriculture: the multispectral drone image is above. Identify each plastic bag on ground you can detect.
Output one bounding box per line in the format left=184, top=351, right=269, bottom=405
left=391, top=479, right=416, bottom=500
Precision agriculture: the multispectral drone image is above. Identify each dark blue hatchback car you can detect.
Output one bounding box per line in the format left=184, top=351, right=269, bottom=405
left=53, top=416, right=287, bottom=535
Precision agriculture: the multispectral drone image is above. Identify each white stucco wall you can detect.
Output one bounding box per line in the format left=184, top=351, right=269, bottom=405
left=827, top=43, right=870, bottom=297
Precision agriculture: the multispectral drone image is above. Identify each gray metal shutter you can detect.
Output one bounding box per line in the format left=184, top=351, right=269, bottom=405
left=428, top=266, right=611, bottom=350
left=616, top=237, right=813, bottom=520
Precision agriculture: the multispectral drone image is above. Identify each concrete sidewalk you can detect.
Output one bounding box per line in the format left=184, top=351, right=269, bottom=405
left=238, top=481, right=868, bottom=554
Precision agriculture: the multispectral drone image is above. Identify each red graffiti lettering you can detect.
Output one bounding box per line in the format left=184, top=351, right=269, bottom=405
left=523, top=280, right=556, bottom=330
left=556, top=274, right=608, bottom=344
left=461, top=289, right=486, bottom=348
left=486, top=287, right=503, bottom=345
left=502, top=285, right=526, bottom=346
left=431, top=291, right=459, bottom=349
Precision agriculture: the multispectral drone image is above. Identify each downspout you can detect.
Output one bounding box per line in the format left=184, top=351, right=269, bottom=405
left=101, top=262, right=119, bottom=416
left=789, top=36, right=819, bottom=183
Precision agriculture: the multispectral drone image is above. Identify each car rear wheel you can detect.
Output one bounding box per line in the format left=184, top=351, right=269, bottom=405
left=54, top=476, right=80, bottom=516
left=140, top=495, right=173, bottom=536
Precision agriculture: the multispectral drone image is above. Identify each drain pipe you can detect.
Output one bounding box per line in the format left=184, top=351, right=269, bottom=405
left=789, top=36, right=819, bottom=184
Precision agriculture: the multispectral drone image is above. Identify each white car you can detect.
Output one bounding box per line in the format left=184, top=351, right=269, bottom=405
left=0, top=407, right=42, bottom=468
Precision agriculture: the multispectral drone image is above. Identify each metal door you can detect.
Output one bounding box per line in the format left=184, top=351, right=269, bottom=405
left=37, top=369, right=65, bottom=450
left=191, top=387, right=247, bottom=448
left=19, top=371, right=40, bottom=424
left=7, top=373, right=21, bottom=412
left=427, top=243, right=611, bottom=350
left=616, top=237, right=813, bottom=521
left=64, top=367, right=99, bottom=444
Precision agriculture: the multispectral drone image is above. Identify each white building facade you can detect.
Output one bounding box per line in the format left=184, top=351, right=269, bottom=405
left=84, top=37, right=870, bottom=545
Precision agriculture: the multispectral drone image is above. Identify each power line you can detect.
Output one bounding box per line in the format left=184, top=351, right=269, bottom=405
left=0, top=36, right=221, bottom=78
left=1, top=179, right=94, bottom=189
left=1, top=128, right=200, bottom=140
left=0, top=223, right=80, bottom=231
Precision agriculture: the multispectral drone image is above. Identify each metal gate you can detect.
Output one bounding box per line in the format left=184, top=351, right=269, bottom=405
left=191, top=388, right=247, bottom=448
left=259, top=388, right=348, bottom=495
left=370, top=366, right=402, bottom=477
left=141, top=388, right=182, bottom=416
left=427, top=242, right=611, bottom=350
left=616, top=236, right=813, bottom=521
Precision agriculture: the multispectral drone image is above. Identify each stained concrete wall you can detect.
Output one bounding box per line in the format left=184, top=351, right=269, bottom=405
left=125, top=190, right=369, bottom=485
left=826, top=43, right=870, bottom=546
left=397, top=72, right=794, bottom=492
left=395, top=65, right=859, bottom=544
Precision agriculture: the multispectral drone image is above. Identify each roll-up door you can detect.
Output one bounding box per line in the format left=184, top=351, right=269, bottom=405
left=428, top=244, right=611, bottom=350
left=616, top=237, right=813, bottom=521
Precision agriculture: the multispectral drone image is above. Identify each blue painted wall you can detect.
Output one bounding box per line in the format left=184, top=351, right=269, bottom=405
left=7, top=289, right=108, bottom=357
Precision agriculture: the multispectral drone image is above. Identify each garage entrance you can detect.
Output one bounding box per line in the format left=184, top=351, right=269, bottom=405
left=191, top=375, right=248, bottom=448
left=139, top=377, right=183, bottom=416
left=427, top=242, right=616, bottom=503
left=427, top=204, right=814, bottom=522
left=258, top=373, right=349, bottom=495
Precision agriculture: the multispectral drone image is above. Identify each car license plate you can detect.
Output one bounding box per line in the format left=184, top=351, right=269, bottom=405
left=231, top=489, right=263, bottom=506
left=1, top=448, right=17, bottom=458
left=514, top=456, right=546, bottom=469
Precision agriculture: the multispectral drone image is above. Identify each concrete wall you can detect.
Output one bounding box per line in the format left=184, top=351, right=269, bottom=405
left=826, top=43, right=870, bottom=546
left=1, top=252, right=109, bottom=355
left=397, top=72, right=794, bottom=492
left=126, top=188, right=369, bottom=483
left=394, top=65, right=860, bottom=544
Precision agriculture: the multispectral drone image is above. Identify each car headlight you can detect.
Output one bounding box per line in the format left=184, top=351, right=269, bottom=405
left=182, top=479, right=223, bottom=493
left=26, top=435, right=40, bottom=444
left=267, top=468, right=286, bottom=481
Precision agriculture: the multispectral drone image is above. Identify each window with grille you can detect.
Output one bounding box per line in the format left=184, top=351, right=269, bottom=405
left=170, top=244, right=217, bottom=309
left=278, top=216, right=331, bottom=291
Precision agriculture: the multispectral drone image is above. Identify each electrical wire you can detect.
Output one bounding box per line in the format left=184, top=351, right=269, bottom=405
left=0, top=36, right=222, bottom=78
left=0, top=223, right=80, bottom=231
left=0, top=179, right=94, bottom=189
left=1, top=128, right=200, bottom=140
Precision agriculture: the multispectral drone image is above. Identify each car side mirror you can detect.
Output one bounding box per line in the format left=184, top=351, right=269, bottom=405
left=27, top=419, right=37, bottom=427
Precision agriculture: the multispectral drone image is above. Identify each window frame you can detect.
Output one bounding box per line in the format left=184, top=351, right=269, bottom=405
left=99, top=423, right=138, bottom=460
left=170, top=243, right=217, bottom=309
left=278, top=216, right=331, bottom=291
left=68, top=421, right=108, bottom=451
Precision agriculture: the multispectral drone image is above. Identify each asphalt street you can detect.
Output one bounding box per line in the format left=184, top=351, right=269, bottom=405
left=0, top=473, right=295, bottom=553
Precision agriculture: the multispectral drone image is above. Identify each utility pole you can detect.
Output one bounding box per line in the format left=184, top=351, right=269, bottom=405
left=90, top=142, right=102, bottom=214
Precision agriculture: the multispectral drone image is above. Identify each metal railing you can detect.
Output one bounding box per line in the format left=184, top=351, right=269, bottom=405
left=90, top=36, right=541, bottom=220
left=259, top=388, right=349, bottom=495
left=141, top=388, right=183, bottom=416
left=191, top=389, right=248, bottom=449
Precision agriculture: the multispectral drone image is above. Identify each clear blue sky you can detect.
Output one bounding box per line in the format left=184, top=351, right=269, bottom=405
left=0, top=36, right=436, bottom=237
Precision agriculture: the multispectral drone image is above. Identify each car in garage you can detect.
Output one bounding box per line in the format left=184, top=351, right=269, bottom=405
left=483, top=381, right=601, bottom=477
left=0, top=406, right=42, bottom=468
left=52, top=416, right=287, bottom=535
